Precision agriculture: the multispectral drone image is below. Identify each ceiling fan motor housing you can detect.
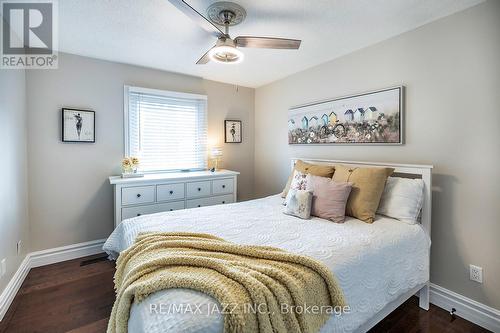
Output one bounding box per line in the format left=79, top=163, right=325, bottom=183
left=207, top=2, right=247, bottom=26
left=216, top=37, right=236, bottom=48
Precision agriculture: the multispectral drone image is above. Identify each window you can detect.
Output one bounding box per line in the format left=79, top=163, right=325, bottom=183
left=124, top=86, right=208, bottom=172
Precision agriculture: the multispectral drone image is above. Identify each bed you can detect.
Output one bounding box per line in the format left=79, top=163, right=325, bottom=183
left=103, top=159, right=432, bottom=333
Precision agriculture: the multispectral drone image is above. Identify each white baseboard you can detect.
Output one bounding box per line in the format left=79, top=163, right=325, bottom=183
left=0, top=239, right=106, bottom=321
left=429, top=283, right=500, bottom=332
left=0, top=256, right=31, bottom=322
left=29, top=239, right=107, bottom=268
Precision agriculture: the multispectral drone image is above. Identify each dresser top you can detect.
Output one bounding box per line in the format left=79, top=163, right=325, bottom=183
left=109, top=169, right=239, bottom=185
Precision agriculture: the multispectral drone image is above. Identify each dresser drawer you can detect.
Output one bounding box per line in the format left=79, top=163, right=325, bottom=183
left=210, top=194, right=234, bottom=206
left=122, top=186, right=155, bottom=206
left=212, top=178, right=234, bottom=195
left=186, top=197, right=212, bottom=209
left=186, top=194, right=234, bottom=209
left=122, top=201, right=185, bottom=220
left=186, top=181, right=211, bottom=198
left=157, top=183, right=185, bottom=202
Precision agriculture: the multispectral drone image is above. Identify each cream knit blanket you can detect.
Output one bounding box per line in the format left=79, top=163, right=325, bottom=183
left=107, top=232, right=346, bottom=333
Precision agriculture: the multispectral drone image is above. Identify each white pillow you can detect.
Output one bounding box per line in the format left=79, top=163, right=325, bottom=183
left=377, top=177, right=424, bottom=224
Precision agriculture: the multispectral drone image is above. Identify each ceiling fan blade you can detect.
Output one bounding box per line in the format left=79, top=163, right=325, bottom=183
left=235, top=36, right=301, bottom=49
left=196, top=47, right=213, bottom=64
left=168, top=0, right=224, bottom=38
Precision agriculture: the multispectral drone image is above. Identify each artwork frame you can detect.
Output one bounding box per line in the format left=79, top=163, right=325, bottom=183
left=288, top=86, right=404, bottom=145
left=224, top=120, right=242, bottom=143
left=61, top=108, right=95, bottom=143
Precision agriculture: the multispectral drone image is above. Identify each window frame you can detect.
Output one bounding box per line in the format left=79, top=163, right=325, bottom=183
left=123, top=85, right=208, bottom=173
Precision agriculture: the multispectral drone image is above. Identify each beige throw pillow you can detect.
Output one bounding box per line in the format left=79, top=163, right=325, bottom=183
left=332, top=165, right=394, bottom=223
left=281, top=160, right=335, bottom=198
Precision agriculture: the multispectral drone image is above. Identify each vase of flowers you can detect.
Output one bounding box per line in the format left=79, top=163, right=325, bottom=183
left=130, top=157, right=140, bottom=173
left=122, top=158, right=132, bottom=174
left=121, top=157, right=142, bottom=178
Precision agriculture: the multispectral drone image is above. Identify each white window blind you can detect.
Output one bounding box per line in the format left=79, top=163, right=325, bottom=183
left=125, top=86, right=208, bottom=172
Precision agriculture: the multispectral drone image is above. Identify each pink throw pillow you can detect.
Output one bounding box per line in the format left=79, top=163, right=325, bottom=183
left=307, top=174, right=353, bottom=223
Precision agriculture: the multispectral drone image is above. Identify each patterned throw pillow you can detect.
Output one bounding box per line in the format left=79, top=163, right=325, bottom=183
left=284, top=189, right=313, bottom=219
left=283, top=170, right=308, bottom=205
left=291, top=169, right=309, bottom=188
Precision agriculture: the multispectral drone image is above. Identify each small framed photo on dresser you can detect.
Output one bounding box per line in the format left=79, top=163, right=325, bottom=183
left=224, top=120, right=242, bottom=143
left=62, top=108, right=95, bottom=143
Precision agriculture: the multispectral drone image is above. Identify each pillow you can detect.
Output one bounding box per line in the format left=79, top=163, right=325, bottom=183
left=307, top=174, right=352, bottom=223
left=377, top=177, right=424, bottom=224
left=289, top=169, right=309, bottom=191
left=283, top=170, right=309, bottom=204
left=283, top=189, right=313, bottom=219
left=332, top=165, right=394, bottom=223
left=281, top=160, right=335, bottom=198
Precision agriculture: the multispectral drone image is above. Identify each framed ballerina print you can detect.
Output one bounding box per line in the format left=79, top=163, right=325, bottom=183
left=62, top=108, right=95, bottom=143
left=224, top=120, right=242, bottom=143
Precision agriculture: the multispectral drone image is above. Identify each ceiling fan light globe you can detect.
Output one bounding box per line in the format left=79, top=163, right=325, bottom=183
left=208, top=45, right=244, bottom=64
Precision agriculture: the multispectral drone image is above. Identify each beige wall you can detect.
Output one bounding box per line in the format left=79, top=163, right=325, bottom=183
left=26, top=53, right=254, bottom=251
left=0, top=69, right=30, bottom=294
left=254, top=1, right=500, bottom=309
left=203, top=80, right=255, bottom=201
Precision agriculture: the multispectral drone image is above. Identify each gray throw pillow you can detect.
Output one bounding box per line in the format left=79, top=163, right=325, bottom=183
left=283, top=189, right=313, bottom=219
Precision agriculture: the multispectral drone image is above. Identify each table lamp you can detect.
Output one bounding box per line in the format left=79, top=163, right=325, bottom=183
left=210, top=146, right=223, bottom=171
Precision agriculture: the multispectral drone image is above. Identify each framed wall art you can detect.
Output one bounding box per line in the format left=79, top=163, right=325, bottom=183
left=288, top=86, right=403, bottom=145
left=62, top=108, right=95, bottom=143
left=224, top=120, right=242, bottom=143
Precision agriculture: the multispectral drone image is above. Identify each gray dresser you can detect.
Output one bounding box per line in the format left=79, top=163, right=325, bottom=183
left=109, top=170, right=239, bottom=228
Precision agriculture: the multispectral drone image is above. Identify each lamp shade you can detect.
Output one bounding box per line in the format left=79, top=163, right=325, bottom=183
left=210, top=147, right=223, bottom=158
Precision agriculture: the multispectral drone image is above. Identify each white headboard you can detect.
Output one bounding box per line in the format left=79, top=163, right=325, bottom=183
left=291, top=158, right=433, bottom=235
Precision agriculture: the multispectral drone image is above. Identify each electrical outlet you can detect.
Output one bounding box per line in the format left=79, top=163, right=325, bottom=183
left=470, top=264, right=483, bottom=283
left=17, top=240, right=22, bottom=255
left=0, top=258, right=6, bottom=278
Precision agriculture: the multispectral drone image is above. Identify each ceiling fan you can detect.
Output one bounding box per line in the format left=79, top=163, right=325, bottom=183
left=168, top=0, right=301, bottom=64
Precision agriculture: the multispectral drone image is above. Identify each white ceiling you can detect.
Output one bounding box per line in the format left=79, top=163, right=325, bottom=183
left=59, top=0, right=483, bottom=88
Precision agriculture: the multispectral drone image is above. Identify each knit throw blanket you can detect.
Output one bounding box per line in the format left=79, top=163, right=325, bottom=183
left=107, top=232, right=346, bottom=333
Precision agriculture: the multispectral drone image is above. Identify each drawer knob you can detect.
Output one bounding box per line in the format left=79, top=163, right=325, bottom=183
left=197, top=188, right=201, bottom=191
left=137, top=213, right=141, bottom=216
left=197, top=204, right=201, bottom=207
left=222, top=185, right=226, bottom=189
left=136, top=193, right=141, bottom=198
left=169, top=190, right=174, bottom=194
left=222, top=201, right=225, bottom=204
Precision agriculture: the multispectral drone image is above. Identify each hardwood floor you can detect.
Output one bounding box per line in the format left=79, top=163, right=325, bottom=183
left=0, top=254, right=491, bottom=333
left=0, top=254, right=114, bottom=333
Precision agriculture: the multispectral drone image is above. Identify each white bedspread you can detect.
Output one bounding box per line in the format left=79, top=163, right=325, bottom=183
left=103, top=195, right=430, bottom=333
